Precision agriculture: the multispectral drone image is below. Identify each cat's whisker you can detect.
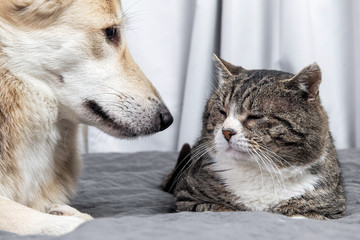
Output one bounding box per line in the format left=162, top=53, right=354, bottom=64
left=251, top=137, right=295, bottom=170
left=195, top=150, right=217, bottom=177
left=252, top=134, right=295, bottom=168
left=191, top=145, right=216, bottom=165
left=247, top=148, right=265, bottom=193
left=250, top=149, right=280, bottom=197
left=257, top=146, right=297, bottom=176
left=176, top=142, right=212, bottom=168
left=258, top=146, right=291, bottom=166
left=190, top=142, right=215, bottom=162
left=191, top=147, right=215, bottom=171
left=252, top=145, right=287, bottom=194
left=260, top=153, right=285, bottom=193
left=258, top=150, right=286, bottom=192
left=173, top=146, right=214, bottom=187
left=168, top=141, right=215, bottom=190
left=168, top=139, right=214, bottom=178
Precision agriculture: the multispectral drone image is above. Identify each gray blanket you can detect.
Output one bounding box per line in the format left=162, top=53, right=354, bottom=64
left=1, top=149, right=359, bottom=240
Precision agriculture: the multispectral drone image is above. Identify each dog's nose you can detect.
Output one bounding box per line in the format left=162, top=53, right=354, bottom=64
left=159, top=111, right=173, bottom=131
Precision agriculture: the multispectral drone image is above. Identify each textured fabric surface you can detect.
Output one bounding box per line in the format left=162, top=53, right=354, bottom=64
left=0, top=149, right=359, bottom=239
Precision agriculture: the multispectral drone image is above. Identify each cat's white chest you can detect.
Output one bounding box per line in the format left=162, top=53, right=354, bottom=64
left=211, top=153, right=319, bottom=211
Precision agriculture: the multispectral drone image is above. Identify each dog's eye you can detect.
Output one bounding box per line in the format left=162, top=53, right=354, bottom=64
left=105, top=26, right=118, bottom=42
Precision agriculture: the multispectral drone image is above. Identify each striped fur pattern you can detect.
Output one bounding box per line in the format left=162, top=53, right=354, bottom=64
left=164, top=55, right=346, bottom=219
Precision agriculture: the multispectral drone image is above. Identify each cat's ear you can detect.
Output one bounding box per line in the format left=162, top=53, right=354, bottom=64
left=289, top=63, right=322, bottom=102
left=213, top=54, right=246, bottom=83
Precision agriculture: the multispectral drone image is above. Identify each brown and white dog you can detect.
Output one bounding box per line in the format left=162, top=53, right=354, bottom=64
left=0, top=0, right=173, bottom=235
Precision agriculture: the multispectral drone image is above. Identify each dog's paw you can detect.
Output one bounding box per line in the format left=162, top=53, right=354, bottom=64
left=39, top=215, right=86, bottom=236
left=47, top=204, right=93, bottom=221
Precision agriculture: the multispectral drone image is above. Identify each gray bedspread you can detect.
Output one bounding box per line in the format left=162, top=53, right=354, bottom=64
left=1, top=149, right=359, bottom=240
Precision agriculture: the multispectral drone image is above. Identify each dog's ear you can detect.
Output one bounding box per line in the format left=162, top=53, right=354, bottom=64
left=0, top=0, right=73, bottom=28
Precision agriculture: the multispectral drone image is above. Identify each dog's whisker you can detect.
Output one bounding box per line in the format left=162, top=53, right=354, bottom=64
left=100, top=84, right=137, bottom=101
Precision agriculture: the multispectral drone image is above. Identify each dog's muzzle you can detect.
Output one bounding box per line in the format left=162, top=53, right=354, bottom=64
left=84, top=99, right=173, bottom=137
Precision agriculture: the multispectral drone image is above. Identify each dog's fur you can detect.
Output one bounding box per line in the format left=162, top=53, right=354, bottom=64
left=0, top=0, right=172, bottom=235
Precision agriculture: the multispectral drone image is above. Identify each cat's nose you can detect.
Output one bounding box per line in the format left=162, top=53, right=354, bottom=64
left=222, top=128, right=236, bottom=141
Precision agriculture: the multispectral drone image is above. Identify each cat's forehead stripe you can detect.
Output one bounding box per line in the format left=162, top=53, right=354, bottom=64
left=227, top=70, right=294, bottom=111
left=223, top=84, right=237, bottom=110
left=228, top=81, right=260, bottom=112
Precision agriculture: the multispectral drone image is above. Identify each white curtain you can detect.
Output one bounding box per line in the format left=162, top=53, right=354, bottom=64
left=85, top=0, right=360, bottom=153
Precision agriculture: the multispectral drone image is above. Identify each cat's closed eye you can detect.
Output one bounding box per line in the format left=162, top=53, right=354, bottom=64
left=246, top=114, right=264, bottom=121
left=245, top=111, right=266, bottom=121
left=244, top=113, right=267, bottom=128
left=219, top=109, right=227, bottom=117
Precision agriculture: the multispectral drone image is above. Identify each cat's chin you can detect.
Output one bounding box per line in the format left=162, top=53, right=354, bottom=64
left=225, top=147, right=250, bottom=159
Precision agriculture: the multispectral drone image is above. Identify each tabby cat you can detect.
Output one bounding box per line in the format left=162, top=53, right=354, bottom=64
left=163, top=55, right=346, bottom=219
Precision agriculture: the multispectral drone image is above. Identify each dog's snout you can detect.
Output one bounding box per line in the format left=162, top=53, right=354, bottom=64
left=159, top=111, right=173, bottom=131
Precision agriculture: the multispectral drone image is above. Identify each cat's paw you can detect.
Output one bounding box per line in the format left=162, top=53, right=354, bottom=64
left=290, top=215, right=307, bottom=219
left=46, top=204, right=93, bottom=221
left=290, top=213, right=327, bottom=220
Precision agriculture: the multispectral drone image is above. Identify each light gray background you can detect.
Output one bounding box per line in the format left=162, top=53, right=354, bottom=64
left=83, top=0, right=360, bottom=153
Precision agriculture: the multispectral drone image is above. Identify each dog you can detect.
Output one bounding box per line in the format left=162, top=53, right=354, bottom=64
left=0, top=0, right=173, bottom=235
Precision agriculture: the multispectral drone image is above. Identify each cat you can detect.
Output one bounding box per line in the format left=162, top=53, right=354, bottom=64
left=163, top=55, right=346, bottom=219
